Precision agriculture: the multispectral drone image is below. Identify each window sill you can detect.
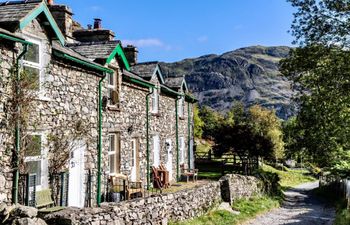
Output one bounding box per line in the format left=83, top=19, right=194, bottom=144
left=151, top=112, right=161, bottom=117
left=108, top=106, right=121, bottom=112
left=35, top=95, right=52, bottom=102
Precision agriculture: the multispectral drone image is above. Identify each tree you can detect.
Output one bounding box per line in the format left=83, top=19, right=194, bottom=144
left=198, top=106, right=223, bottom=140
left=281, top=0, right=350, bottom=170
left=193, top=104, right=204, bottom=139
left=248, top=105, right=285, bottom=161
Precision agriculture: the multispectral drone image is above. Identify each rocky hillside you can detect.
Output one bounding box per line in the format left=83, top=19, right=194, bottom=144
left=160, top=46, right=297, bottom=120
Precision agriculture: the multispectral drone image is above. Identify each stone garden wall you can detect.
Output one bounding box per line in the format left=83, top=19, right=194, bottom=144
left=219, top=174, right=263, bottom=205
left=40, top=174, right=263, bottom=225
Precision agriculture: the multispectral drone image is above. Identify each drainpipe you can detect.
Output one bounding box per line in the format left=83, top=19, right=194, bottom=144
left=187, top=101, right=191, bottom=170
left=146, top=88, right=154, bottom=190
left=13, top=44, right=29, bottom=204
left=175, top=96, right=181, bottom=181
left=97, top=73, right=107, bottom=207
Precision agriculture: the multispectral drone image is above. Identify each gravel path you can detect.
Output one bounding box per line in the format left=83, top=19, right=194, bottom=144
left=244, top=182, right=335, bottom=225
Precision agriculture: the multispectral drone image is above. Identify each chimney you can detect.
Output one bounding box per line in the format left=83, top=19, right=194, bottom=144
left=87, top=24, right=92, bottom=30
left=73, top=19, right=115, bottom=42
left=93, top=18, right=102, bottom=29
left=124, top=45, right=138, bottom=66
left=48, top=4, right=74, bottom=41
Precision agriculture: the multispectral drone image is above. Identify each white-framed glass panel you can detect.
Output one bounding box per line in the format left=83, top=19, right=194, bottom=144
left=179, top=137, right=185, bottom=164
left=131, top=139, right=136, bottom=167
left=24, top=134, right=42, bottom=187
left=107, top=72, right=119, bottom=107
left=108, top=133, right=120, bottom=175
left=153, top=135, right=160, bottom=166
left=178, top=97, right=184, bottom=117
left=22, top=37, right=43, bottom=92
left=151, top=88, right=159, bottom=113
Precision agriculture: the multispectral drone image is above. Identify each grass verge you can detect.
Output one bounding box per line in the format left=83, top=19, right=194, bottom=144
left=170, top=196, right=280, bottom=225
left=261, top=164, right=316, bottom=188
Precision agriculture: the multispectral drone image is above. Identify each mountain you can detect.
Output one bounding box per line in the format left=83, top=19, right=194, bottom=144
left=160, top=46, right=297, bottom=120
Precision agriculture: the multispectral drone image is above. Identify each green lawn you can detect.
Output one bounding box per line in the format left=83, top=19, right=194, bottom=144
left=171, top=196, right=280, bottom=225
left=261, top=164, right=316, bottom=188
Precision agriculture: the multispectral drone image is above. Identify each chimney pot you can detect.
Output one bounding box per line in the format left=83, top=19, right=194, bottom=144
left=87, top=24, right=92, bottom=30
left=47, top=0, right=54, bottom=5
left=94, top=18, right=102, bottom=29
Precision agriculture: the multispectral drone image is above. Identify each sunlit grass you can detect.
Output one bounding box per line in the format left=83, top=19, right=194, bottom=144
left=261, top=164, right=316, bottom=188
left=171, top=196, right=280, bottom=225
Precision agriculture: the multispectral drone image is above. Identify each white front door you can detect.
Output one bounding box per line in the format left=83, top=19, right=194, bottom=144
left=165, top=139, right=173, bottom=181
left=68, top=141, right=85, bottom=208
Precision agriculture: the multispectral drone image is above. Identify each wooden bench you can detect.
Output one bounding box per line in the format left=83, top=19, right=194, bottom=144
left=181, top=164, right=199, bottom=182
left=36, top=189, right=64, bottom=213
left=110, top=175, right=143, bottom=200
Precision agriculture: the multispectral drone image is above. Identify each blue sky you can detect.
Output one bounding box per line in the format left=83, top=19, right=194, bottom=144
left=56, top=0, right=295, bottom=62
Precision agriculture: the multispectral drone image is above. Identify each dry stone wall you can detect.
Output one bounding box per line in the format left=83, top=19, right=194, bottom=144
left=43, top=174, right=264, bottom=225
left=220, top=174, right=263, bottom=205
left=45, top=181, right=221, bottom=225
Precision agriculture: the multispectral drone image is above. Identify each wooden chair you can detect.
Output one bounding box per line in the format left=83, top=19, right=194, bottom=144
left=159, top=164, right=170, bottom=188
left=36, top=189, right=64, bottom=214
left=152, top=166, right=163, bottom=189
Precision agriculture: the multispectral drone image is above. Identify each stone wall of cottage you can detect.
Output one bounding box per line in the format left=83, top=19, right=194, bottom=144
left=100, top=70, right=194, bottom=189
left=0, top=42, right=18, bottom=204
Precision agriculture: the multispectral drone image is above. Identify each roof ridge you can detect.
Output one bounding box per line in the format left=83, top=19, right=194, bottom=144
left=67, top=40, right=120, bottom=47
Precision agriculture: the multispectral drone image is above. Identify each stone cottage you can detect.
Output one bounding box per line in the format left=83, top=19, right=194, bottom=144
left=0, top=0, right=196, bottom=208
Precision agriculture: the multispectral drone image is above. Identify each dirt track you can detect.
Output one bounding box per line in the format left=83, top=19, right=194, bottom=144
left=244, top=182, right=335, bottom=225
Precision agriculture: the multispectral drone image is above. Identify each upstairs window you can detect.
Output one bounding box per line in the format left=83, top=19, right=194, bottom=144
left=23, top=38, right=42, bottom=91
left=107, top=72, right=120, bottom=108
left=178, top=96, right=184, bottom=118
left=151, top=88, right=159, bottom=113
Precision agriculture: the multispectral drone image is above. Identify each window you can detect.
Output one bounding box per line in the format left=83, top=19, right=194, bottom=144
left=151, top=88, right=159, bottom=113
left=108, top=133, right=121, bottom=174
left=24, top=134, right=42, bottom=186
left=107, top=72, right=119, bottom=108
left=178, top=97, right=184, bottom=118
left=153, top=135, right=160, bottom=166
left=131, top=139, right=136, bottom=167
left=23, top=38, right=42, bottom=91
left=179, top=137, right=185, bottom=164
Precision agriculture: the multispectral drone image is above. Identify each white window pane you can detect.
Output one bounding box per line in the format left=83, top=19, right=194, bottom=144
left=23, top=66, right=40, bottom=91
left=26, top=161, right=41, bottom=185
left=24, top=135, right=41, bottom=157
left=108, top=73, right=114, bottom=86
left=24, top=43, right=39, bottom=63
left=109, top=154, right=115, bottom=174
left=109, top=135, right=115, bottom=152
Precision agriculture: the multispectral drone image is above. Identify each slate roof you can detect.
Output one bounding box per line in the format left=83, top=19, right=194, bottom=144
left=52, top=41, right=107, bottom=70
left=130, top=62, right=159, bottom=80
left=0, top=27, right=24, bottom=39
left=67, top=40, right=120, bottom=60
left=165, top=76, right=184, bottom=89
left=0, top=0, right=41, bottom=26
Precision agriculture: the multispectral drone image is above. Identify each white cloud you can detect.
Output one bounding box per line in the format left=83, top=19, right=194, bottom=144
left=89, top=6, right=102, bottom=12
left=123, top=38, right=166, bottom=48
left=197, top=36, right=208, bottom=43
